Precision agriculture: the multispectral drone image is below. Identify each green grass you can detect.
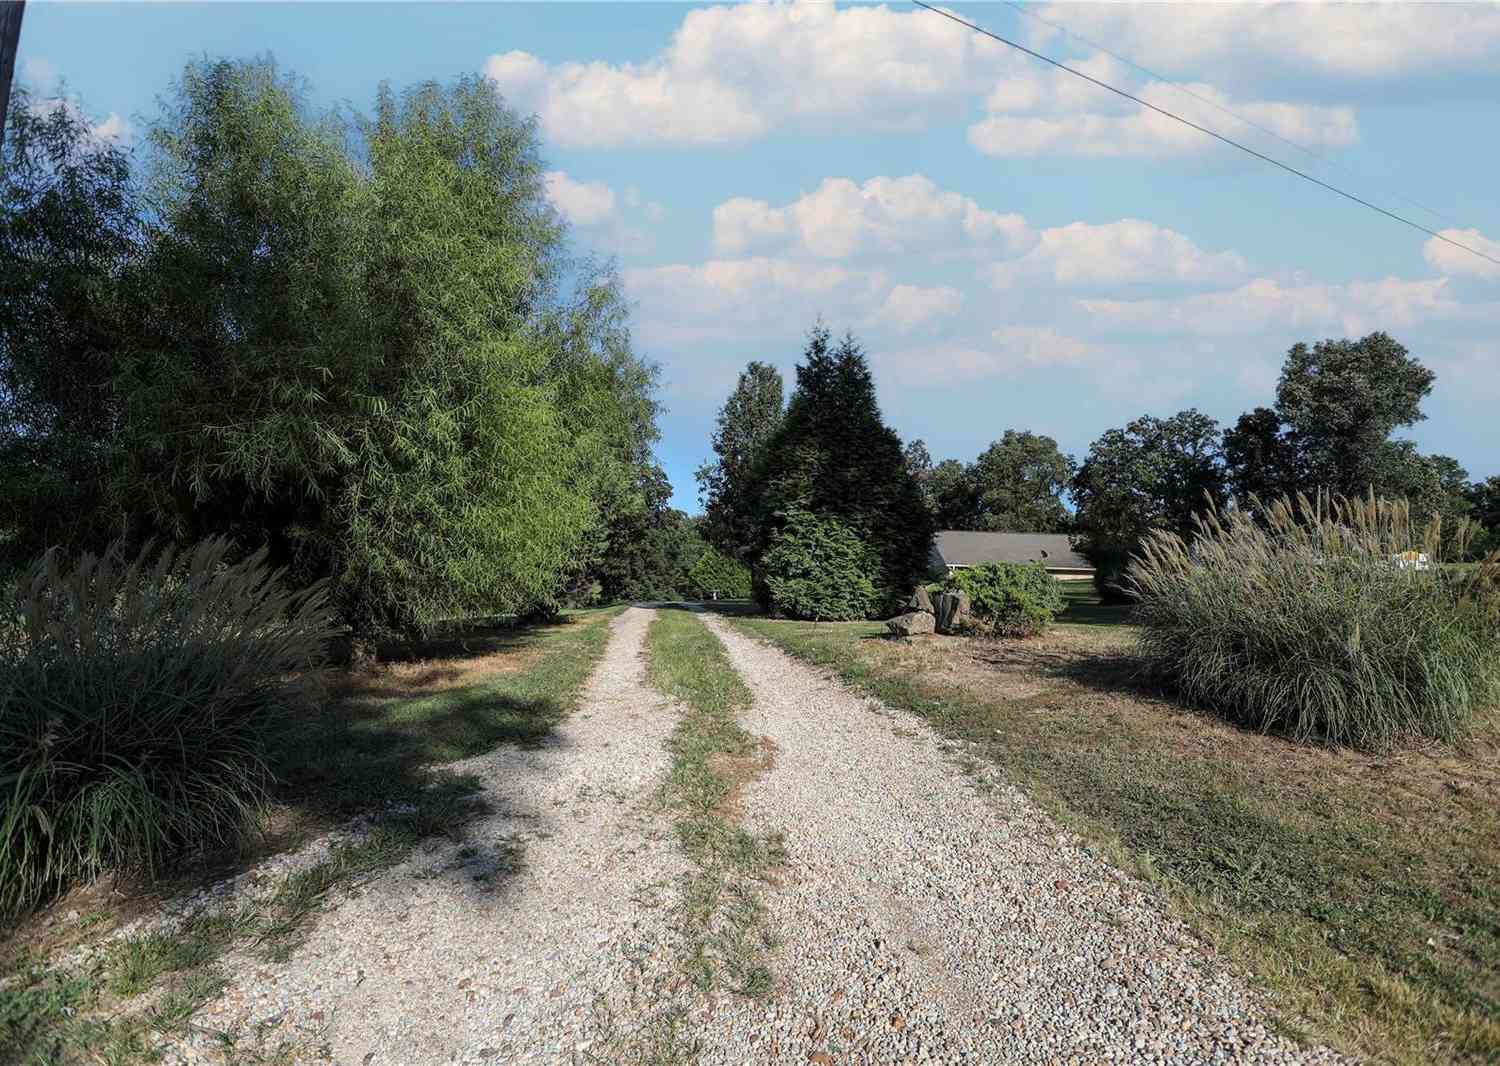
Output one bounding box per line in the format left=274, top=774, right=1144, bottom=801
left=721, top=607, right=1500, bottom=1065
left=2, top=607, right=622, bottom=1066
left=1055, top=580, right=1135, bottom=634
left=644, top=607, right=783, bottom=999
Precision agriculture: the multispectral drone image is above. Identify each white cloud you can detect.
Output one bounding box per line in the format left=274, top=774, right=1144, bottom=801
left=969, top=63, right=1356, bottom=159
left=90, top=112, right=132, bottom=144
left=713, top=175, right=1032, bottom=259
left=624, top=187, right=667, bottom=222
left=485, top=4, right=1004, bottom=147
left=1026, top=3, right=1500, bottom=80
left=987, top=218, right=1248, bottom=288
left=1423, top=229, right=1500, bottom=281
left=542, top=170, right=616, bottom=226
left=27, top=95, right=132, bottom=145
left=20, top=56, right=57, bottom=88
left=1079, top=276, right=1462, bottom=337
left=880, top=325, right=1101, bottom=384
left=623, top=256, right=889, bottom=346
left=875, top=284, right=964, bottom=332
left=485, top=4, right=1333, bottom=156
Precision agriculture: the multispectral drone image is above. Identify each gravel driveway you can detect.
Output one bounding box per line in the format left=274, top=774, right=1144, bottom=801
left=172, top=606, right=691, bottom=1065
left=692, top=611, right=1349, bottom=1066
left=161, top=605, right=1351, bottom=1065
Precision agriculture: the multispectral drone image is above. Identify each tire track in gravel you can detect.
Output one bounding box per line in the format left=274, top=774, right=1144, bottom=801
left=168, top=606, right=695, bottom=1066
left=694, top=611, right=1352, bottom=1066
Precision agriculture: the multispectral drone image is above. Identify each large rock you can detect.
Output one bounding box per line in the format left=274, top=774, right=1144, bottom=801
left=886, top=610, right=936, bottom=637
left=905, top=585, right=935, bottom=615
left=933, top=591, right=972, bottom=635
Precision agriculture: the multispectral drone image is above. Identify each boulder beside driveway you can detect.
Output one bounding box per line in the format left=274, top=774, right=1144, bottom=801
left=886, top=610, right=937, bottom=637
left=933, top=591, right=972, bottom=635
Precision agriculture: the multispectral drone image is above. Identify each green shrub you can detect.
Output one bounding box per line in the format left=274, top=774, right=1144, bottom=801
left=944, top=561, right=1065, bottom=637
left=758, top=510, right=879, bottom=621
left=0, top=538, right=337, bottom=916
left=1128, top=493, right=1500, bottom=749
left=686, top=548, right=752, bottom=600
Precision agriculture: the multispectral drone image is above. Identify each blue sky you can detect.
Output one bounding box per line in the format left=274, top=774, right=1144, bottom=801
left=19, top=1, right=1500, bottom=512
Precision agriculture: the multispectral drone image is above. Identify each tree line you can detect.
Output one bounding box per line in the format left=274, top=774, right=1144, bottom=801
left=0, top=57, right=727, bottom=631
left=698, top=328, right=1496, bottom=616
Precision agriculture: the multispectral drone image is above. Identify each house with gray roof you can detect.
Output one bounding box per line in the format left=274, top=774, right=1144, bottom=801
left=928, top=530, right=1094, bottom=580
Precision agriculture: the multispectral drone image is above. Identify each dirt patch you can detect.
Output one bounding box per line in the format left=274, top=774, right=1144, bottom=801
left=708, top=735, right=779, bottom=820
left=336, top=647, right=542, bottom=700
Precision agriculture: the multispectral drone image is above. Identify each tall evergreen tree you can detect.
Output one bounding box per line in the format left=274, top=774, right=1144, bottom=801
left=696, top=360, right=784, bottom=560
left=749, top=326, right=933, bottom=614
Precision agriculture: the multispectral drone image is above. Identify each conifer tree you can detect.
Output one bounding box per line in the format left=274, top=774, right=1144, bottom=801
left=696, top=361, right=784, bottom=561
left=749, top=326, right=933, bottom=615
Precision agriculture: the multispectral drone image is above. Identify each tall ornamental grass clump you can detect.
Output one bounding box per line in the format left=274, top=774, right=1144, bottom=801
left=945, top=561, right=1065, bottom=637
left=0, top=539, right=337, bottom=916
left=1128, top=494, right=1500, bottom=749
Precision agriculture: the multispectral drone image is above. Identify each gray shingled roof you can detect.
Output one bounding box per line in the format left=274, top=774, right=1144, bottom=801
left=931, top=530, right=1093, bottom=571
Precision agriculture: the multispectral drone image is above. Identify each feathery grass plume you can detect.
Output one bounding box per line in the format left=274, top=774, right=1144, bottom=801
left=1127, top=492, right=1500, bottom=749
left=0, top=538, right=337, bottom=917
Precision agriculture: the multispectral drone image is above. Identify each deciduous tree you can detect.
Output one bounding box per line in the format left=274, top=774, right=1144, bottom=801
left=963, top=431, right=1074, bottom=532
left=1072, top=409, right=1226, bottom=596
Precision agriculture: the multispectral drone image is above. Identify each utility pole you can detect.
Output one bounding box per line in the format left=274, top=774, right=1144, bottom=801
left=0, top=1, right=24, bottom=154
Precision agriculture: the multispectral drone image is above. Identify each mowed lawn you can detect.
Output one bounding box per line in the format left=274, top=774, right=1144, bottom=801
left=721, top=589, right=1500, bottom=1066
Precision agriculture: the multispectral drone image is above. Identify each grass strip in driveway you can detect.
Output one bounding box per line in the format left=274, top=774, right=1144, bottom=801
left=644, top=607, right=783, bottom=999
left=2, top=607, right=624, bottom=1066
left=722, top=610, right=1500, bottom=1066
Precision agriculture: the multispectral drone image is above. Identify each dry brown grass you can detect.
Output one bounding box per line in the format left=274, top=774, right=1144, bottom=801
left=707, top=736, right=779, bottom=820
left=866, top=628, right=1500, bottom=822
left=335, top=646, right=542, bottom=700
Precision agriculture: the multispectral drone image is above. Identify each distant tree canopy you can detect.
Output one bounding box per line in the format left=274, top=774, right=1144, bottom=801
left=747, top=327, right=933, bottom=615
left=0, top=61, right=661, bottom=632
left=1223, top=332, right=1478, bottom=550
left=1071, top=409, right=1227, bottom=591
left=1469, top=476, right=1500, bottom=555
left=696, top=360, right=784, bottom=562
left=589, top=465, right=707, bottom=603
left=1224, top=333, right=1445, bottom=505
left=1072, top=333, right=1489, bottom=599
left=957, top=432, right=1074, bottom=532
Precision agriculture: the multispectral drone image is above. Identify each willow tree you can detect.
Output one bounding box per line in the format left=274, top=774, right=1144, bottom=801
left=32, top=58, right=660, bottom=632
left=0, top=88, right=139, bottom=567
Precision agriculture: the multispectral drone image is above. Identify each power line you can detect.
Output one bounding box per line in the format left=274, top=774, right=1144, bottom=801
left=1000, top=0, right=1460, bottom=229
left=913, top=0, right=1500, bottom=270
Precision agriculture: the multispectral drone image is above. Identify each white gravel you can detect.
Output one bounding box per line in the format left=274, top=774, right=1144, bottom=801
left=691, top=610, right=1353, bottom=1066
left=161, top=605, right=692, bottom=1065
